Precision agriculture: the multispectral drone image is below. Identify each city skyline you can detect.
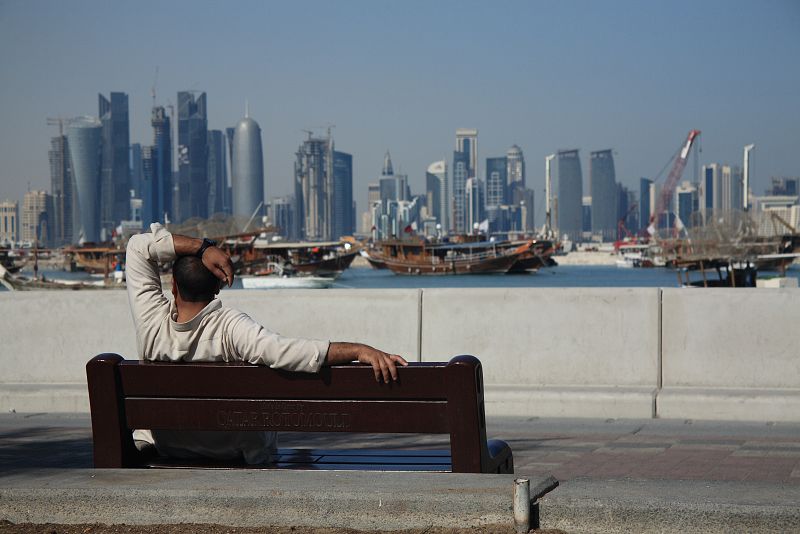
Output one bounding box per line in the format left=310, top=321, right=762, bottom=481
left=0, top=0, right=798, bottom=226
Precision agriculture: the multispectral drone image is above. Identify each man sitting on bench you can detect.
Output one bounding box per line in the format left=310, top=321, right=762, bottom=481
left=127, top=223, right=407, bottom=464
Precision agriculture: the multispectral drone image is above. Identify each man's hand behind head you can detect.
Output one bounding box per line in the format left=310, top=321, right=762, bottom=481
left=202, top=246, right=235, bottom=288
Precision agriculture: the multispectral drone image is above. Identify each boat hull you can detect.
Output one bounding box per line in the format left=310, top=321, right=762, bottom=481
left=293, top=249, right=359, bottom=276
left=383, top=253, right=520, bottom=275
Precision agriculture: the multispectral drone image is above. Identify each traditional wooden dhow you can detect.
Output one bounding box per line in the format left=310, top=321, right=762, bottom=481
left=65, top=246, right=124, bottom=275
left=220, top=235, right=360, bottom=277
left=370, top=238, right=535, bottom=275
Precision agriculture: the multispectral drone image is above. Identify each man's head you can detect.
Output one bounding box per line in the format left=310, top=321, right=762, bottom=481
left=172, top=255, right=220, bottom=304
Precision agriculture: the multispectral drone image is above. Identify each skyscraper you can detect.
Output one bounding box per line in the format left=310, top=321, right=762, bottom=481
left=98, top=92, right=130, bottom=232
left=49, top=133, right=72, bottom=245
left=269, top=196, right=295, bottom=239
left=555, top=149, right=583, bottom=241
left=506, top=144, right=525, bottom=199
left=379, top=151, right=406, bottom=204
left=140, top=145, right=156, bottom=226
left=768, top=177, right=799, bottom=196
left=639, top=178, right=652, bottom=233
left=150, top=106, right=172, bottom=223
left=207, top=130, right=228, bottom=216
left=0, top=200, right=18, bottom=245
left=452, top=150, right=469, bottom=234
left=294, top=133, right=338, bottom=240
left=720, top=165, right=743, bottom=213
left=700, top=163, right=720, bottom=223
left=67, top=116, right=103, bottom=242
left=367, top=182, right=381, bottom=206
left=456, top=128, right=478, bottom=178
left=675, top=181, right=698, bottom=228
left=176, top=91, right=208, bottom=222
left=617, top=184, right=637, bottom=236
left=129, top=143, right=144, bottom=198
left=425, top=160, right=448, bottom=231
left=332, top=150, right=354, bottom=238
left=21, top=191, right=52, bottom=245
left=486, top=157, right=507, bottom=208
left=455, top=129, right=478, bottom=179
left=589, top=149, right=617, bottom=241
left=465, top=177, right=485, bottom=232
left=230, top=115, right=264, bottom=220
left=517, top=188, right=535, bottom=234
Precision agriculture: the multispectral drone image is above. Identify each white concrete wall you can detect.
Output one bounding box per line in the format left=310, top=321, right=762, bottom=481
left=659, top=288, right=800, bottom=421
left=1, top=287, right=799, bottom=421
left=420, top=288, right=660, bottom=418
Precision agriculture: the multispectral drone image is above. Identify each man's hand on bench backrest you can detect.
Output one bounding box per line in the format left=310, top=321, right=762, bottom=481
left=326, top=342, right=408, bottom=383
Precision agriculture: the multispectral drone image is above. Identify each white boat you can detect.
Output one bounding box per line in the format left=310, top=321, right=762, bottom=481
left=614, top=243, right=656, bottom=268
left=239, top=261, right=335, bottom=289
left=240, top=275, right=335, bottom=290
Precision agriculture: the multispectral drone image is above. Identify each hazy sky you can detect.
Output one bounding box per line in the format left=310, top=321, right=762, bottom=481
left=1, top=0, right=798, bottom=225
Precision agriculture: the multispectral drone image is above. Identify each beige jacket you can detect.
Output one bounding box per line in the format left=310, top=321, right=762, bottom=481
left=127, top=223, right=330, bottom=464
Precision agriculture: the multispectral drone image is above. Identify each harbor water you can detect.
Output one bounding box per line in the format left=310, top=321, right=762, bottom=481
left=5, top=263, right=799, bottom=291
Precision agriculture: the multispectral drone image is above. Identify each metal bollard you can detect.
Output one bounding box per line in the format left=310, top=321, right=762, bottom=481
left=513, top=478, right=530, bottom=533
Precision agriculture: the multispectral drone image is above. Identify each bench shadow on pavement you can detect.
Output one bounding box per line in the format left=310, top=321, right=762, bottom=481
left=0, top=426, right=94, bottom=474
left=0, top=422, right=456, bottom=476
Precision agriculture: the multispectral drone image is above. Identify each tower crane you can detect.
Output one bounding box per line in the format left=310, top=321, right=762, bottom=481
left=46, top=116, right=71, bottom=136
left=151, top=66, right=159, bottom=107
left=648, top=129, right=701, bottom=237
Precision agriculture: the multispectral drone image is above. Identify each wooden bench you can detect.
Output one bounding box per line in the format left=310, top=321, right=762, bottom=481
left=86, top=353, right=514, bottom=473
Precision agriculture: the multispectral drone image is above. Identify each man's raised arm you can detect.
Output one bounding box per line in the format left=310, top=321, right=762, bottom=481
left=126, top=224, right=234, bottom=357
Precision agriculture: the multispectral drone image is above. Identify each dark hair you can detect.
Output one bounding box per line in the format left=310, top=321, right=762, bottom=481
left=172, top=255, right=219, bottom=302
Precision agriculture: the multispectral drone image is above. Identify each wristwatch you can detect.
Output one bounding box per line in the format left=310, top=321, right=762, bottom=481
left=196, top=238, right=217, bottom=258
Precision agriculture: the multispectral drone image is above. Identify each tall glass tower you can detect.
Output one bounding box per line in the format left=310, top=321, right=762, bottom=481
left=452, top=150, right=470, bottom=234
left=208, top=129, right=229, bottom=216
left=67, top=117, right=103, bottom=243
left=639, top=178, right=652, bottom=233
left=231, top=116, right=264, bottom=220
left=506, top=144, right=525, bottom=194
left=455, top=129, right=478, bottom=179
left=150, top=106, right=172, bottom=223
left=49, top=134, right=72, bottom=246
left=98, top=92, right=130, bottom=231
left=426, top=160, right=448, bottom=232
left=332, top=150, right=354, bottom=238
left=176, top=91, right=208, bottom=222
left=556, top=149, right=583, bottom=242
left=294, top=135, right=330, bottom=240
left=590, top=149, right=617, bottom=241
left=486, top=157, right=507, bottom=208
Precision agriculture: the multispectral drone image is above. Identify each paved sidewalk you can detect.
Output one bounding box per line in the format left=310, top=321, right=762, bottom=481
left=2, top=414, right=800, bottom=532
left=4, top=414, right=800, bottom=483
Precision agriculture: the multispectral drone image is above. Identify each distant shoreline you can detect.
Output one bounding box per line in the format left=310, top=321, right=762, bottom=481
left=555, top=250, right=617, bottom=266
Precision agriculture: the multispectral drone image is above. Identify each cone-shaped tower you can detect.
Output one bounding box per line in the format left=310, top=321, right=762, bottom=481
left=231, top=114, right=264, bottom=219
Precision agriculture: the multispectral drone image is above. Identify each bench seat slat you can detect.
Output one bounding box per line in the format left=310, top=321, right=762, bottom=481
left=274, top=448, right=452, bottom=457
left=125, top=398, right=449, bottom=433
left=272, top=463, right=452, bottom=472
left=144, top=449, right=454, bottom=471
left=119, top=362, right=447, bottom=400
left=150, top=463, right=453, bottom=472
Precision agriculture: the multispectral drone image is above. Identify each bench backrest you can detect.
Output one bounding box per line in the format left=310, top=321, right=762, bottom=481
left=86, top=353, right=499, bottom=473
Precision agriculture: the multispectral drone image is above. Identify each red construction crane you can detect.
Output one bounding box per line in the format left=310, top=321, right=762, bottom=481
left=616, top=202, right=639, bottom=243
left=648, top=129, right=701, bottom=236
